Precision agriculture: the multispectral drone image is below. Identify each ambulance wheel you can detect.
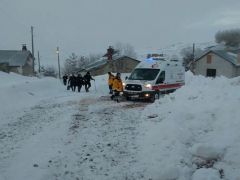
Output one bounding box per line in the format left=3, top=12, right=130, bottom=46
left=150, top=95, right=155, bottom=103
left=150, top=92, right=159, bottom=103
left=154, top=92, right=160, bottom=100
left=126, top=96, right=131, bottom=101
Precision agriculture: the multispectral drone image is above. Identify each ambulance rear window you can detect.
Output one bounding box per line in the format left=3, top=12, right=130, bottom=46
left=129, top=68, right=160, bottom=80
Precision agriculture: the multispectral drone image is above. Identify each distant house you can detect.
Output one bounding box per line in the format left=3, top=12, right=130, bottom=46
left=82, top=56, right=140, bottom=76
left=0, top=45, right=34, bottom=76
left=192, top=49, right=240, bottom=78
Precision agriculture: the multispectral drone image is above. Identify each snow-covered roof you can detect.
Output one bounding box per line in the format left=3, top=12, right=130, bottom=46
left=85, top=55, right=140, bottom=71
left=85, top=57, right=108, bottom=70
left=195, top=49, right=240, bottom=66
left=0, top=50, right=32, bottom=66
left=230, top=48, right=240, bottom=54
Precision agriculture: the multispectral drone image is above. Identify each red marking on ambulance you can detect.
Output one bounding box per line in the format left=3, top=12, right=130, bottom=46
left=152, top=83, right=184, bottom=90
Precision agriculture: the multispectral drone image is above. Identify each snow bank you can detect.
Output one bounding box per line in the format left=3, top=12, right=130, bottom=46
left=138, top=71, right=240, bottom=179
left=0, top=72, right=65, bottom=124
left=0, top=72, right=111, bottom=125
left=191, top=143, right=224, bottom=160
left=192, top=168, right=221, bottom=180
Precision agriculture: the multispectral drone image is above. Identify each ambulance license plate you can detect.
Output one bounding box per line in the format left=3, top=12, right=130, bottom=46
left=131, top=95, right=139, bottom=98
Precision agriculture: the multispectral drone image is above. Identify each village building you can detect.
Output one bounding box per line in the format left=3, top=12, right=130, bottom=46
left=0, top=45, right=34, bottom=76
left=82, top=55, right=140, bottom=76
left=192, top=49, right=240, bottom=78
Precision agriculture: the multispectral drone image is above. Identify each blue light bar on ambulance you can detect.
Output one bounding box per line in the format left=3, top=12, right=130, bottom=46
left=145, top=57, right=155, bottom=63
left=145, top=56, right=166, bottom=62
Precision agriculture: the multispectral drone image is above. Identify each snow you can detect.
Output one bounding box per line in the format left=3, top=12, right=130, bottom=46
left=192, top=168, right=221, bottom=180
left=137, top=71, right=240, bottom=179
left=0, top=71, right=240, bottom=179
left=190, top=143, right=225, bottom=160
left=137, top=41, right=216, bottom=61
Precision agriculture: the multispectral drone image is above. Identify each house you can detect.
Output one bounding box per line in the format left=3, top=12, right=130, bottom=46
left=0, top=45, right=34, bottom=76
left=82, top=56, right=140, bottom=76
left=192, top=49, right=240, bottom=78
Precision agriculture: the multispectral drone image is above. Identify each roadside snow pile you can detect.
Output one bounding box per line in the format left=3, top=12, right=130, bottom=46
left=0, top=72, right=64, bottom=124
left=191, top=143, right=224, bottom=161
left=192, top=168, right=221, bottom=180
left=138, top=71, right=240, bottom=180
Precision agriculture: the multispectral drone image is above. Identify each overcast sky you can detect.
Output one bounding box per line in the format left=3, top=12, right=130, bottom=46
left=1, top=0, right=240, bottom=66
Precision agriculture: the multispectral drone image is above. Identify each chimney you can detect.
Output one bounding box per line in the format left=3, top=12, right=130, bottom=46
left=107, top=46, right=114, bottom=60
left=22, top=44, right=27, bottom=51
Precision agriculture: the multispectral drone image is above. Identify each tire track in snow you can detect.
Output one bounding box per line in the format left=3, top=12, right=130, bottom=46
left=0, top=99, right=78, bottom=171
left=46, top=98, right=148, bottom=180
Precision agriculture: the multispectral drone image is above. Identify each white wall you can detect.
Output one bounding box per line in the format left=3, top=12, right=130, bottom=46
left=195, top=53, right=236, bottom=78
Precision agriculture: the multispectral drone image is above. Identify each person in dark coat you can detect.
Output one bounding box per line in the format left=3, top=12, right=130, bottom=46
left=83, top=71, right=95, bottom=92
left=68, top=74, right=77, bottom=92
left=62, top=74, right=68, bottom=86
left=76, top=74, right=85, bottom=92
left=108, top=72, right=115, bottom=94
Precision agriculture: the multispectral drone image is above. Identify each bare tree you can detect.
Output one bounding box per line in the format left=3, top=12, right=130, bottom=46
left=215, top=29, right=240, bottom=47
left=63, top=53, right=102, bottom=74
left=40, top=66, right=57, bottom=78
left=114, top=42, right=137, bottom=58
left=88, top=53, right=102, bottom=63
left=77, top=56, right=88, bottom=69
left=63, top=53, right=79, bottom=74
left=181, top=46, right=202, bottom=71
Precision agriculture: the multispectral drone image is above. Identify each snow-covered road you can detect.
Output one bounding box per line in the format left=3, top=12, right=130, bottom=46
left=0, top=93, right=148, bottom=180
left=1, top=72, right=240, bottom=179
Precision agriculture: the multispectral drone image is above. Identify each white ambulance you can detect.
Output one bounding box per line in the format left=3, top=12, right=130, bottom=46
left=123, top=55, right=185, bottom=102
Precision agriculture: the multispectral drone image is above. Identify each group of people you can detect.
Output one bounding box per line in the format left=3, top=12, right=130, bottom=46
left=63, top=72, right=95, bottom=92
left=107, top=72, right=123, bottom=100
left=63, top=71, right=124, bottom=101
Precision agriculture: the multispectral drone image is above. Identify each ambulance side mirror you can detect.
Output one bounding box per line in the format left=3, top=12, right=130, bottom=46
left=125, top=76, right=128, bottom=80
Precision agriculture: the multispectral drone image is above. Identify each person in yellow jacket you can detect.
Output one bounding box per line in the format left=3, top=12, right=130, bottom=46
left=111, top=72, right=123, bottom=100
left=108, top=72, right=115, bottom=94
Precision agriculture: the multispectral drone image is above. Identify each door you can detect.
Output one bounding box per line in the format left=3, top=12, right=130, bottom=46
left=156, top=71, right=165, bottom=84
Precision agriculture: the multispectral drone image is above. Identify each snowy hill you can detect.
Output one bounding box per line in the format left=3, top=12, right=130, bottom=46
left=136, top=41, right=216, bottom=61
left=0, top=71, right=240, bottom=179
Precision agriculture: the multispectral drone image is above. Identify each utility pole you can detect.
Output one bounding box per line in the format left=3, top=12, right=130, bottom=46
left=37, top=51, right=41, bottom=73
left=56, top=47, right=61, bottom=79
left=192, top=43, right=195, bottom=60
left=31, top=26, right=35, bottom=73
left=192, top=43, right=196, bottom=74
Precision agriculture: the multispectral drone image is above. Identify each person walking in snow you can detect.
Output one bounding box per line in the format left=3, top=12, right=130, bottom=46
left=111, top=72, right=123, bottom=101
left=83, top=71, right=95, bottom=92
left=68, top=74, right=77, bottom=92
left=62, top=74, right=68, bottom=86
left=76, top=73, right=85, bottom=92
left=108, top=72, right=115, bottom=94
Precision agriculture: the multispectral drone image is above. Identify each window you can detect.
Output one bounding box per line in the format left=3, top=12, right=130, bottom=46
left=206, top=69, right=216, bottom=77
left=207, top=54, right=212, bottom=64
left=156, top=71, right=165, bottom=84
left=128, top=68, right=160, bottom=80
